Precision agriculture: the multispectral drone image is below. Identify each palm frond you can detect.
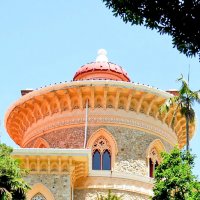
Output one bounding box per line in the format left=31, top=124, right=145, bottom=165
left=191, top=91, right=200, bottom=104
left=171, top=104, right=181, bottom=128
left=160, top=97, right=179, bottom=114
left=177, top=74, right=184, bottom=82
left=159, top=103, right=169, bottom=114
left=187, top=108, right=195, bottom=123
left=160, top=75, right=199, bottom=151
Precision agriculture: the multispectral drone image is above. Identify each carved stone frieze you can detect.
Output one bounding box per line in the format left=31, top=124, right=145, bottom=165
left=22, top=109, right=177, bottom=147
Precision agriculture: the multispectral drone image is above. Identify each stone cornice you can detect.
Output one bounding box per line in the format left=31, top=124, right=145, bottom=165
left=12, top=148, right=91, bottom=157
left=13, top=148, right=91, bottom=186
left=5, top=81, right=195, bottom=148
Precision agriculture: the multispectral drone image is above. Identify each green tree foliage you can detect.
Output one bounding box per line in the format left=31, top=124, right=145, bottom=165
left=102, top=0, right=200, bottom=59
left=0, top=144, right=30, bottom=200
left=160, top=75, right=200, bottom=151
left=97, top=190, right=123, bottom=200
left=152, top=147, right=200, bottom=199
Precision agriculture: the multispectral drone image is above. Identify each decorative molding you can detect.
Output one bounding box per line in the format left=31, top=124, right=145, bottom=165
left=126, top=91, right=133, bottom=111
left=87, top=128, right=118, bottom=171
left=13, top=148, right=91, bottom=186
left=33, top=138, right=50, bottom=148
left=147, top=139, right=166, bottom=157
left=27, top=183, right=55, bottom=200
left=5, top=81, right=194, bottom=148
left=75, top=171, right=154, bottom=196
left=87, top=128, right=118, bottom=155
left=22, top=109, right=177, bottom=147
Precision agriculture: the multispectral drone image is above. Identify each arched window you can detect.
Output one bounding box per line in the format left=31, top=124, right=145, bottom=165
left=149, top=147, right=160, bottom=178
left=31, top=193, right=46, bottom=200
left=102, top=150, right=111, bottom=170
left=92, top=136, right=111, bottom=170
left=27, top=183, right=55, bottom=200
left=147, top=139, right=165, bottom=178
left=93, top=150, right=101, bottom=170
left=87, top=128, right=118, bottom=171
left=149, top=158, right=154, bottom=178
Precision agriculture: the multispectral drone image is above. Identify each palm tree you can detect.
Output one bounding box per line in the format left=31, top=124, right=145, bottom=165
left=160, top=75, right=200, bottom=151
left=96, top=190, right=123, bottom=200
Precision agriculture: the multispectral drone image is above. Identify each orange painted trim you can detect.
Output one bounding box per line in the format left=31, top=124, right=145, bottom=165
left=33, top=138, right=50, bottom=148
left=146, top=139, right=166, bottom=157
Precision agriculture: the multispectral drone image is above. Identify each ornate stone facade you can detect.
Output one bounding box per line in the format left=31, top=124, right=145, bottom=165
left=5, top=82, right=195, bottom=148
left=6, top=51, right=194, bottom=199
left=25, top=174, right=70, bottom=200
left=25, top=125, right=172, bottom=177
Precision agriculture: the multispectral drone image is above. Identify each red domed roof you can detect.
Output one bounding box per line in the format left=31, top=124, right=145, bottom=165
left=73, top=62, right=130, bottom=82
left=73, top=50, right=131, bottom=82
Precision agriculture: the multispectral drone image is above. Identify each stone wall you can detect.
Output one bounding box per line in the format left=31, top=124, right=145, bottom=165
left=74, top=189, right=149, bottom=200
left=25, top=127, right=85, bottom=148
left=102, top=126, right=173, bottom=176
left=25, top=125, right=173, bottom=176
left=43, top=127, right=85, bottom=148
left=25, top=174, right=71, bottom=200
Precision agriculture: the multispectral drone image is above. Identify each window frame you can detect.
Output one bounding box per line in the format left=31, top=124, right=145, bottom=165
left=87, top=128, right=118, bottom=171
left=92, top=137, right=112, bottom=170
left=147, top=139, right=165, bottom=178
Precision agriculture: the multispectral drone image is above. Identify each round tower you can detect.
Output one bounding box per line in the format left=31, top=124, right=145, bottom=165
left=5, top=50, right=195, bottom=200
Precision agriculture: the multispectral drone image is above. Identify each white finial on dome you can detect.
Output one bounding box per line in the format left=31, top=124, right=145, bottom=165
left=96, top=49, right=108, bottom=62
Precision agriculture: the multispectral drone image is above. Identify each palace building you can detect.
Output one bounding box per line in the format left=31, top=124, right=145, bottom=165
left=5, top=50, right=195, bottom=200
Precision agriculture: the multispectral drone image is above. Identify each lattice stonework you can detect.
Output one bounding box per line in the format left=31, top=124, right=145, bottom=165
left=31, top=193, right=46, bottom=200
left=92, top=136, right=111, bottom=154
left=149, top=147, right=160, bottom=163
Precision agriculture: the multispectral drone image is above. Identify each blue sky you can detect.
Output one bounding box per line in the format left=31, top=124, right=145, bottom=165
left=0, top=1, right=200, bottom=178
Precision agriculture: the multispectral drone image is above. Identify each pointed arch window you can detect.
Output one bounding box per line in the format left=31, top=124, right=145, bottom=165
left=93, top=150, right=101, bottom=170
left=147, top=139, right=165, bottom=178
left=149, top=158, right=154, bottom=178
left=149, top=147, right=160, bottom=178
left=31, top=193, right=46, bottom=200
left=92, top=136, right=111, bottom=170
left=102, top=150, right=111, bottom=170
